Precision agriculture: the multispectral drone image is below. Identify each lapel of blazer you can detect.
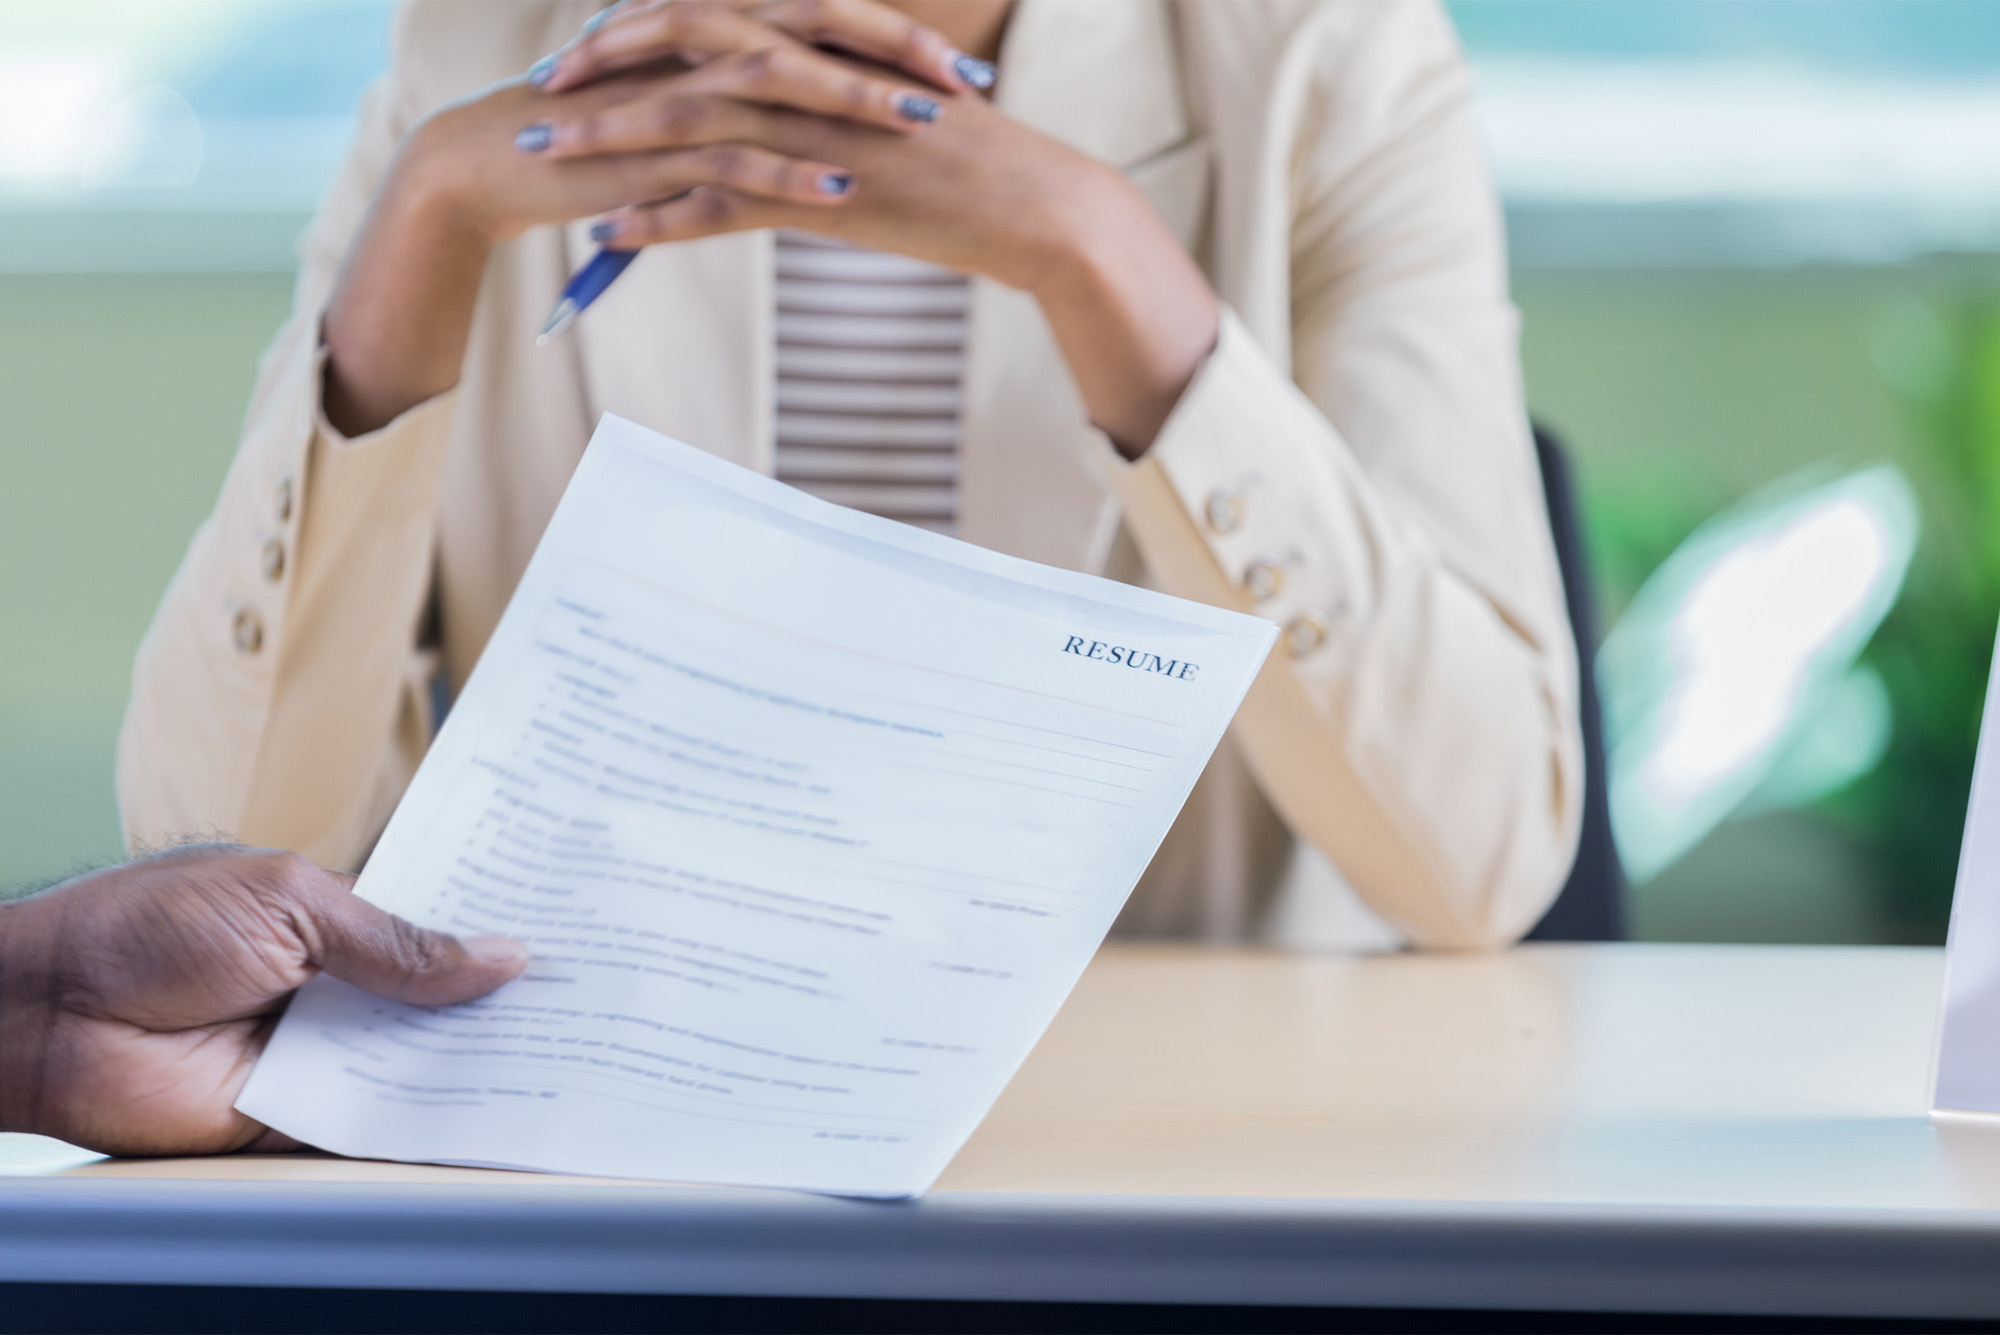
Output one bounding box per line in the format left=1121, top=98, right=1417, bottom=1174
left=568, top=224, right=774, bottom=474
left=959, top=0, right=1199, bottom=572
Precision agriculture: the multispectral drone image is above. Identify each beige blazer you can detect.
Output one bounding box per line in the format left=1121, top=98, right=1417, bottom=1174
left=119, top=0, right=1582, bottom=951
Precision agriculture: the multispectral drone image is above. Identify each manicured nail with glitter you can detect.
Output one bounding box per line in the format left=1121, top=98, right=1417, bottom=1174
left=589, top=221, right=619, bottom=243
left=952, top=53, right=995, bottom=89
left=581, top=4, right=616, bottom=35
left=897, top=93, right=941, bottom=123
left=819, top=171, right=854, bottom=197
left=527, top=54, right=558, bottom=86
left=515, top=123, right=553, bottom=152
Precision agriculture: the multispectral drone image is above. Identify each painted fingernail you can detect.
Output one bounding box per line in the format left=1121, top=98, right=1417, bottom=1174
left=581, top=4, right=616, bottom=35
left=952, top=53, right=996, bottom=90
left=897, top=93, right=941, bottom=123
left=515, top=123, right=553, bottom=153
left=527, top=54, right=558, bottom=86
left=819, top=171, right=854, bottom=197
left=590, top=220, right=619, bottom=243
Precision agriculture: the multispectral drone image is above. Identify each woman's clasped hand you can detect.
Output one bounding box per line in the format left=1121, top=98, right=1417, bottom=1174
left=515, top=0, right=1094, bottom=284
left=427, top=0, right=980, bottom=250
left=325, top=0, right=1217, bottom=454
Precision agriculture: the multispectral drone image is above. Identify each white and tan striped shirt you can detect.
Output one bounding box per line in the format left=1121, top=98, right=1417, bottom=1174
left=773, top=232, right=968, bottom=535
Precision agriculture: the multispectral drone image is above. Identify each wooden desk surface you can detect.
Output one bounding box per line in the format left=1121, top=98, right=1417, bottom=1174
left=5, top=942, right=1999, bottom=1318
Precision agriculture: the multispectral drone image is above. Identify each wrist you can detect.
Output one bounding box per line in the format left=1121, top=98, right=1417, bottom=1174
left=0, top=896, right=54, bottom=1135
left=1012, top=161, right=1129, bottom=294
left=382, top=128, right=501, bottom=255
left=1027, top=179, right=1218, bottom=457
left=390, top=110, right=508, bottom=249
left=322, top=130, right=495, bottom=438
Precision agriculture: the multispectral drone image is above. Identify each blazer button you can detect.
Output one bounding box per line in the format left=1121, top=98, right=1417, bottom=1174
left=1204, top=488, right=1243, bottom=535
left=233, top=609, right=264, bottom=654
left=276, top=476, right=294, bottom=523
left=1282, top=611, right=1327, bottom=659
left=1243, top=558, right=1284, bottom=602
left=261, top=537, right=286, bottom=582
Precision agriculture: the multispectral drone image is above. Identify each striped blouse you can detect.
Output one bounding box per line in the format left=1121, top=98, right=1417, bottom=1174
left=773, top=231, right=968, bottom=536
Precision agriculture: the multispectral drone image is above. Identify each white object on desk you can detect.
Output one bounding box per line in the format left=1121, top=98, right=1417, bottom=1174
left=239, top=414, right=1275, bottom=1198
left=0, top=1134, right=103, bottom=1176
left=1934, top=619, right=2000, bottom=1117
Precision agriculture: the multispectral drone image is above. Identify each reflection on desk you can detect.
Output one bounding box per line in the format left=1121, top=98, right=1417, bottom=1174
left=4, top=943, right=1998, bottom=1322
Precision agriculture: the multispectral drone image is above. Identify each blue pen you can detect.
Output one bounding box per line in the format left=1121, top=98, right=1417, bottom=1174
left=535, top=244, right=638, bottom=346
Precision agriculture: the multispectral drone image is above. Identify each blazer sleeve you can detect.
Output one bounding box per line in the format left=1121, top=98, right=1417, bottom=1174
left=117, top=9, right=461, bottom=870
left=1110, top=0, right=1583, bottom=949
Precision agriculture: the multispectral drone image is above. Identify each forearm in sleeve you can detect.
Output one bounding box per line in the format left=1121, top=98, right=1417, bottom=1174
left=117, top=324, right=459, bottom=869
left=1112, top=312, right=1583, bottom=950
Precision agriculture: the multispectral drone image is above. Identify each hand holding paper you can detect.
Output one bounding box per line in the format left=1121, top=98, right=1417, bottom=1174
left=240, top=416, right=1274, bottom=1196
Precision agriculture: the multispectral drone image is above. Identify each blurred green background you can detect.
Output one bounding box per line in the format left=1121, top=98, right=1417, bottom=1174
left=5, top=2, right=2000, bottom=946
left=0, top=273, right=286, bottom=887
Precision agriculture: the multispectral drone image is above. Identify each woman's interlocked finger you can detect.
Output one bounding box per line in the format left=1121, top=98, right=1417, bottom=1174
left=607, top=142, right=854, bottom=211
left=535, top=0, right=984, bottom=100
left=697, top=42, right=934, bottom=128
left=537, top=0, right=792, bottom=93
left=534, top=91, right=769, bottom=158
left=750, top=0, right=977, bottom=92
left=520, top=43, right=933, bottom=160
left=597, top=188, right=792, bottom=248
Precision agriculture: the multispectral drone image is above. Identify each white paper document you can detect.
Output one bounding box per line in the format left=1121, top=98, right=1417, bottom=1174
left=1935, top=620, right=2000, bottom=1118
left=240, top=414, right=1276, bottom=1196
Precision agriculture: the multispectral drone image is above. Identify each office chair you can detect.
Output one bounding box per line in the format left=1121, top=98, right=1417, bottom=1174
left=1525, top=424, right=1629, bottom=942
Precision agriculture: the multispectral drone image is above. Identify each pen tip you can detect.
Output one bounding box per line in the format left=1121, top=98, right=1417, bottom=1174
left=536, top=297, right=581, bottom=346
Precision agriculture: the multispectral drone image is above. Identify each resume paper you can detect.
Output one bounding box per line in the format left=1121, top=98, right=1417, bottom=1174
left=239, top=414, right=1276, bottom=1196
